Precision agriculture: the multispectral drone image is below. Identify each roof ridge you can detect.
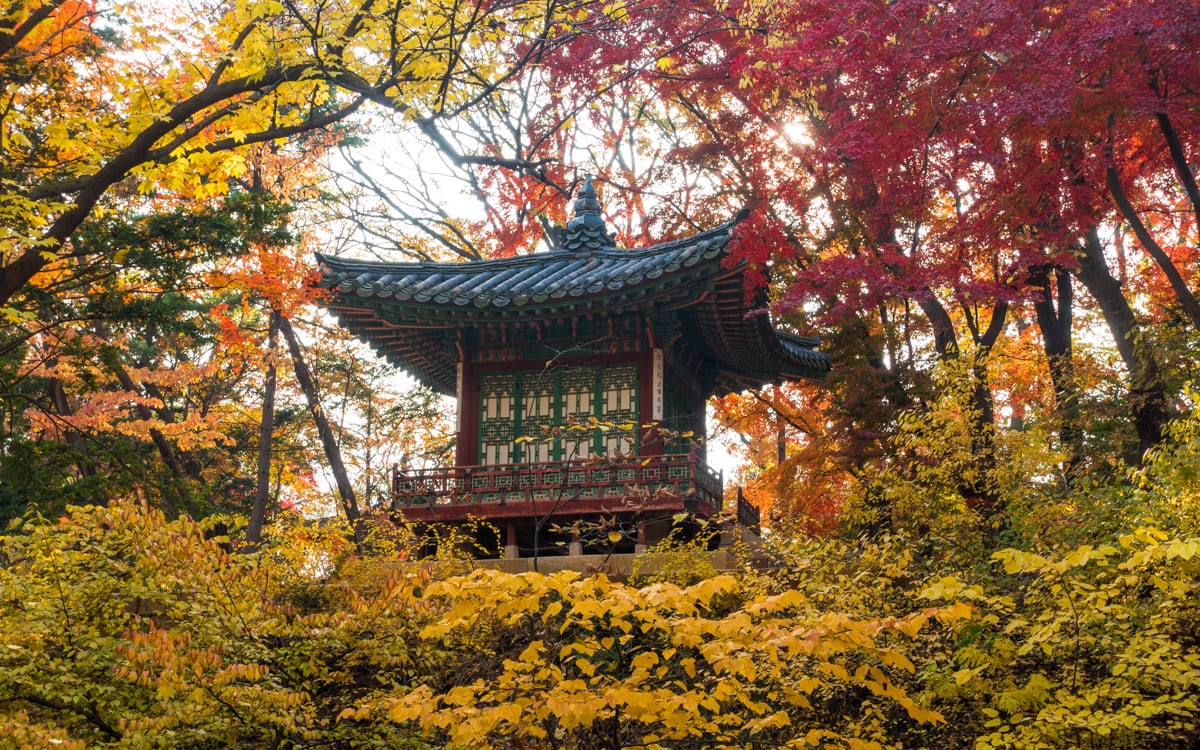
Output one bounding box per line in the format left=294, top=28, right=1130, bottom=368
left=316, top=214, right=743, bottom=273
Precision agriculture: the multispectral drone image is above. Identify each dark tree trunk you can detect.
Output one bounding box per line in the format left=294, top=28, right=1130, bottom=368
left=278, top=315, right=361, bottom=535
left=1155, top=111, right=1200, bottom=240
left=247, top=312, right=280, bottom=545
left=1106, top=166, right=1200, bottom=329
left=102, top=353, right=187, bottom=515
left=917, top=296, right=960, bottom=359
left=47, top=375, right=102, bottom=496
left=1072, top=226, right=1170, bottom=456
left=142, top=380, right=205, bottom=479
left=1031, top=265, right=1083, bottom=479
left=963, top=303, right=1007, bottom=522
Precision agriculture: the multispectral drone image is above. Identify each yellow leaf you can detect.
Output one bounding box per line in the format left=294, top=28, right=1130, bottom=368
left=519, top=641, right=545, bottom=662
left=993, top=549, right=1048, bottom=574
left=934, top=601, right=973, bottom=624
left=681, top=658, right=697, bottom=678
left=878, top=650, right=916, bottom=673
left=631, top=651, right=659, bottom=670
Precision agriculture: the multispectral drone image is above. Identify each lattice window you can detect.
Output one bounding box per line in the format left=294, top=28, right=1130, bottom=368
left=478, top=364, right=640, bottom=466
left=600, top=364, right=638, bottom=455
left=521, top=374, right=555, bottom=463
left=480, top=373, right=516, bottom=465
left=559, top=368, right=593, bottom=459
left=664, top=379, right=705, bottom=456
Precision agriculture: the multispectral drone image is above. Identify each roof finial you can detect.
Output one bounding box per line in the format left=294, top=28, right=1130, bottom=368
left=572, top=174, right=602, bottom=217
left=561, top=174, right=614, bottom=253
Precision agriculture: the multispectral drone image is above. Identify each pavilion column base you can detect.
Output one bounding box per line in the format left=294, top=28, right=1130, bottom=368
left=568, top=540, right=584, bottom=556
left=634, top=544, right=649, bottom=554
left=504, top=545, right=520, bottom=560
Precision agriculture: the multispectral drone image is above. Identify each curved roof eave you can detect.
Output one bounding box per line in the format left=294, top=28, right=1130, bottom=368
left=316, top=219, right=737, bottom=312
left=316, top=210, right=830, bottom=392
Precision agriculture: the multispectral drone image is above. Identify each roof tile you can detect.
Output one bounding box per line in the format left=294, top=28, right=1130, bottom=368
left=316, top=213, right=830, bottom=393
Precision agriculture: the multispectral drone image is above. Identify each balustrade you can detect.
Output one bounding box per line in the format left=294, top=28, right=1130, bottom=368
left=392, top=453, right=722, bottom=512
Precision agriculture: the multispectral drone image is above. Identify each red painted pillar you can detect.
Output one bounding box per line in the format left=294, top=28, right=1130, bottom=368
left=504, top=523, right=518, bottom=560
left=456, top=359, right=480, bottom=467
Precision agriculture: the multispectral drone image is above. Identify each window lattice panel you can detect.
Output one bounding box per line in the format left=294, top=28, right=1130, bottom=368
left=476, top=364, right=640, bottom=465
left=600, top=364, right=638, bottom=455
left=480, top=373, right=516, bottom=465
left=521, top=374, right=555, bottom=463
left=664, top=380, right=704, bottom=456
left=562, top=369, right=594, bottom=421
left=561, top=368, right=595, bottom=459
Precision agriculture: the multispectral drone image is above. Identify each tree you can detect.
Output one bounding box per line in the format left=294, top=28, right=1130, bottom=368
left=0, top=0, right=594, bottom=315
left=0, top=195, right=292, bottom=519
left=522, top=0, right=1200, bottom=484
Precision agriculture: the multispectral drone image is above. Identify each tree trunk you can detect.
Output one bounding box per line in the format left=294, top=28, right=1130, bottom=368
left=47, top=375, right=103, bottom=496
left=142, top=380, right=205, bottom=479
left=102, top=353, right=186, bottom=515
left=1031, top=265, right=1083, bottom=479
left=964, top=303, right=1007, bottom=523
left=1155, top=111, right=1200, bottom=239
left=1106, top=166, right=1200, bottom=329
left=1072, top=226, right=1169, bottom=456
left=278, top=315, right=361, bottom=535
left=917, top=296, right=960, bottom=359
left=247, top=312, right=280, bottom=545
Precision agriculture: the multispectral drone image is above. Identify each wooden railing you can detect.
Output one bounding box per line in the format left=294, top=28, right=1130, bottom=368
left=736, top=488, right=761, bottom=531
left=391, top=451, right=723, bottom=512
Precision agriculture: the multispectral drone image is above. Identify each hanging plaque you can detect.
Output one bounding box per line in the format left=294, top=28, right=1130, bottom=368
left=652, top=348, right=664, bottom=421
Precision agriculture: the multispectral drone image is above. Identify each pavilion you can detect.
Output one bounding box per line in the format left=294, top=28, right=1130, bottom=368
left=317, top=178, right=829, bottom=558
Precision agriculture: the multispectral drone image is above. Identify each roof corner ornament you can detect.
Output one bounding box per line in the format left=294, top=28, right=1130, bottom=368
left=561, top=174, right=615, bottom=253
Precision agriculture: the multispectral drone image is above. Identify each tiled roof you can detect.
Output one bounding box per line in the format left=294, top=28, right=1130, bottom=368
left=316, top=222, right=731, bottom=311
left=317, top=180, right=830, bottom=394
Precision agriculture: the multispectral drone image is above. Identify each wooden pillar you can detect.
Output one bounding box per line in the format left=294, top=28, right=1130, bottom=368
left=635, top=521, right=648, bottom=554
left=456, top=359, right=480, bottom=467
left=504, top=523, right=519, bottom=560
left=637, top=348, right=665, bottom=456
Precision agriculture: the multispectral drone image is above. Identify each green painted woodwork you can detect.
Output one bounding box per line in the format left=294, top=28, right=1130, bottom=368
left=479, top=373, right=517, bottom=464
left=478, top=364, right=640, bottom=466
left=664, top=378, right=705, bottom=452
